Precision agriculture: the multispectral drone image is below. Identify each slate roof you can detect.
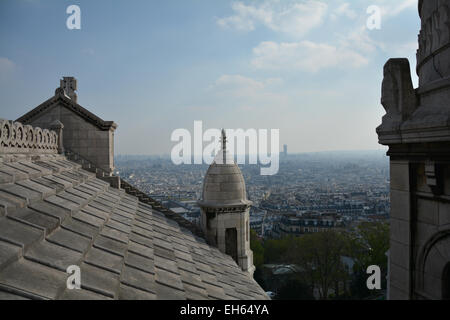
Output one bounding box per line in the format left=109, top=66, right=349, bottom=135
left=0, top=154, right=269, bottom=300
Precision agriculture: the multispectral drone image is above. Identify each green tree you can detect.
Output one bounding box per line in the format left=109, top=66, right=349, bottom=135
left=287, top=231, right=349, bottom=300
left=275, top=275, right=315, bottom=300
left=250, top=229, right=264, bottom=268
left=263, top=236, right=292, bottom=263
left=346, top=222, right=390, bottom=299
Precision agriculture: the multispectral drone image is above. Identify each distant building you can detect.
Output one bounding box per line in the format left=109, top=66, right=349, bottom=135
left=272, top=212, right=341, bottom=238
left=283, top=144, right=287, bottom=157
left=250, top=210, right=266, bottom=236
left=377, top=1, right=450, bottom=300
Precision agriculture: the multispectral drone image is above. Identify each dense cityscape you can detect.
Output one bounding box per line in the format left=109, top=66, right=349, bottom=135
left=115, top=149, right=390, bottom=239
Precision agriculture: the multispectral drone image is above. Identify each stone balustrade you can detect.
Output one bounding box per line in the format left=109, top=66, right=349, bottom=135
left=0, top=119, right=59, bottom=154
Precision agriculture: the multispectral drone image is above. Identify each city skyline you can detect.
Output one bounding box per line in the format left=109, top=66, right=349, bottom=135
left=0, top=0, right=419, bottom=155
left=115, top=148, right=388, bottom=158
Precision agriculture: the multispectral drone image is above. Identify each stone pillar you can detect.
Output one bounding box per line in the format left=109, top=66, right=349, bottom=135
left=388, top=160, right=412, bottom=299
left=49, top=120, right=64, bottom=154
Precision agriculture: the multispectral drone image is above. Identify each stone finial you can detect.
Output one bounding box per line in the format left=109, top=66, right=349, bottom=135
left=60, top=77, right=78, bottom=103
left=381, top=58, right=417, bottom=122
left=50, top=120, right=64, bottom=154
left=221, top=128, right=227, bottom=164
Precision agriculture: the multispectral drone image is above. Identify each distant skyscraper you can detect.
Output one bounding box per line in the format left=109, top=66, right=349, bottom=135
left=283, top=144, right=287, bottom=157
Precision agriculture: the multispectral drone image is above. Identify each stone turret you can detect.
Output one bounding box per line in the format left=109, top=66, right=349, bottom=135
left=198, top=129, right=255, bottom=276
left=377, top=1, right=450, bottom=300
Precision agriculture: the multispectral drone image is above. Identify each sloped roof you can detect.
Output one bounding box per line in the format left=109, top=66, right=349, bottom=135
left=16, top=88, right=117, bottom=131
left=0, top=154, right=268, bottom=300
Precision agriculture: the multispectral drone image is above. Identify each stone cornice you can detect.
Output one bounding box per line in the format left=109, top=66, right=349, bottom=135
left=16, top=88, right=118, bottom=131
left=377, top=59, right=450, bottom=146
left=197, top=199, right=252, bottom=212
left=378, top=123, right=450, bottom=146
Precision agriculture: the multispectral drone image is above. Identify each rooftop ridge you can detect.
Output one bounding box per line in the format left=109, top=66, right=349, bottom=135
left=16, top=88, right=117, bottom=131
left=0, top=119, right=59, bottom=156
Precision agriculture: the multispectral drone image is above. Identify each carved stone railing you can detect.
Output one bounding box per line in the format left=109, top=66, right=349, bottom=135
left=0, top=119, right=59, bottom=154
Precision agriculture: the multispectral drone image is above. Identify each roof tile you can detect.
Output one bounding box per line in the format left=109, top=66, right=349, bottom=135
left=121, top=265, right=156, bottom=294
left=0, top=217, right=43, bottom=249
left=155, top=267, right=184, bottom=292
left=24, top=241, right=82, bottom=272
left=84, top=247, right=123, bottom=274
left=0, top=259, right=66, bottom=300
left=79, top=262, right=120, bottom=298
left=46, top=228, right=91, bottom=253
left=119, top=284, right=156, bottom=300
left=124, top=251, right=155, bottom=274
left=93, top=235, right=128, bottom=257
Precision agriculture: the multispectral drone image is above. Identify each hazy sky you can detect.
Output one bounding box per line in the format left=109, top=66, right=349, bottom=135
left=0, top=0, right=420, bottom=155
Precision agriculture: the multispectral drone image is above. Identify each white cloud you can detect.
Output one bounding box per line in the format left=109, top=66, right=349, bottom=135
left=384, top=0, right=417, bottom=17
left=217, top=0, right=328, bottom=37
left=335, top=3, right=357, bottom=20
left=338, top=26, right=381, bottom=54
left=208, top=74, right=288, bottom=111
left=364, top=0, right=417, bottom=18
left=251, top=40, right=369, bottom=73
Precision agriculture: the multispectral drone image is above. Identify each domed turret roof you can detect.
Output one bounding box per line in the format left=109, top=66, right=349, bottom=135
left=198, top=129, right=252, bottom=208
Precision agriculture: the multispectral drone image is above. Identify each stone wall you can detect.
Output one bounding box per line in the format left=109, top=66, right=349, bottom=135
left=387, top=148, right=450, bottom=300
left=26, top=104, right=115, bottom=174
left=200, top=207, right=255, bottom=277
left=378, top=2, right=450, bottom=300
